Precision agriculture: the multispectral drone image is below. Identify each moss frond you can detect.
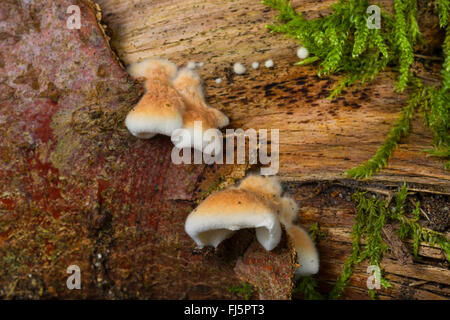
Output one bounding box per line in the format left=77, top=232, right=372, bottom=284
left=393, top=0, right=418, bottom=91
left=227, top=282, right=255, bottom=300
left=438, top=0, right=449, bottom=28
left=329, top=191, right=391, bottom=299
left=344, top=84, right=426, bottom=179
left=329, top=184, right=449, bottom=299
left=265, top=0, right=449, bottom=175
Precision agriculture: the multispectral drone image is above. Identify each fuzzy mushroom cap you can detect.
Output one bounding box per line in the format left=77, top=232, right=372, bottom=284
left=172, top=68, right=205, bottom=103
left=238, top=175, right=283, bottom=200
left=278, top=197, right=298, bottom=227
left=127, top=58, right=178, bottom=87
left=185, top=189, right=282, bottom=251
left=170, top=68, right=229, bottom=153
left=172, top=68, right=229, bottom=128
left=287, top=225, right=319, bottom=277
left=125, top=85, right=185, bottom=138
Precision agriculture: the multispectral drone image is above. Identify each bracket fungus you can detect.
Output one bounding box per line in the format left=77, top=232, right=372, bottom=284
left=185, top=175, right=297, bottom=251
left=185, top=188, right=283, bottom=251
left=278, top=194, right=319, bottom=277
left=171, top=67, right=229, bottom=155
left=184, top=174, right=320, bottom=277
left=125, top=58, right=185, bottom=138
left=125, top=58, right=228, bottom=153
left=286, top=225, right=319, bottom=277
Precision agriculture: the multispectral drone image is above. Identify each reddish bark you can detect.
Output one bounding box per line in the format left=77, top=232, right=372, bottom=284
left=0, top=0, right=293, bottom=299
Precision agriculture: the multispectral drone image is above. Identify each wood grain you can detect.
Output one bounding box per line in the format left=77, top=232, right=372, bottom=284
left=96, top=0, right=449, bottom=192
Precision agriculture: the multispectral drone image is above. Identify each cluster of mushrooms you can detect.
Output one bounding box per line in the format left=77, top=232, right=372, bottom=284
left=125, top=58, right=229, bottom=154
left=125, top=58, right=319, bottom=277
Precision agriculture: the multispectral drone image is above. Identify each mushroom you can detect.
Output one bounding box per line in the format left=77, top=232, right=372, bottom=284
left=286, top=224, right=319, bottom=277
left=185, top=188, right=282, bottom=251
left=238, top=174, right=282, bottom=200
left=185, top=174, right=301, bottom=251
left=125, top=59, right=229, bottom=148
left=125, top=58, right=185, bottom=138
left=171, top=68, right=229, bottom=154
left=238, top=175, right=299, bottom=228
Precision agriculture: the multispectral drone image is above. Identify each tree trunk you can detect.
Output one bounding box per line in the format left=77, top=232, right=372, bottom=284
left=0, top=0, right=448, bottom=299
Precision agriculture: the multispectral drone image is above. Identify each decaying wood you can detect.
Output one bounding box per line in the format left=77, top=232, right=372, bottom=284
left=0, top=0, right=294, bottom=299
left=1, top=0, right=448, bottom=300
left=96, top=0, right=449, bottom=193
left=288, top=182, right=449, bottom=300
left=90, top=0, right=449, bottom=299
left=382, top=224, right=414, bottom=265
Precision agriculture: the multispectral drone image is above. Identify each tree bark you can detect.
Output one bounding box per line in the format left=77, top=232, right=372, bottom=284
left=0, top=0, right=448, bottom=300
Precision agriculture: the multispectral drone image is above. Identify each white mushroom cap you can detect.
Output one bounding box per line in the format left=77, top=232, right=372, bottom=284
left=251, top=61, right=259, bottom=69
left=185, top=188, right=282, bottom=251
left=125, top=58, right=186, bottom=138
left=287, top=225, right=319, bottom=277
left=171, top=125, right=223, bottom=156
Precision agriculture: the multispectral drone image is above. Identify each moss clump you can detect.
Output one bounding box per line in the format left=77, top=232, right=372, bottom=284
left=264, top=0, right=450, bottom=177
left=293, top=184, right=450, bottom=300
left=227, top=282, right=255, bottom=300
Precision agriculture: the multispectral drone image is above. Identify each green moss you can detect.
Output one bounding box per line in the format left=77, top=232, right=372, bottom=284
left=264, top=0, right=450, bottom=176
left=344, top=80, right=427, bottom=179
left=227, top=282, right=255, bottom=300
left=293, top=275, right=324, bottom=300
left=293, top=184, right=449, bottom=300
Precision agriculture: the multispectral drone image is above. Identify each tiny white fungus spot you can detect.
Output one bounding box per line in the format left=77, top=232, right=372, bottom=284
left=251, top=62, right=259, bottom=69
left=215, top=78, right=222, bottom=84
left=233, top=62, right=246, bottom=74
left=297, top=47, right=309, bottom=59
left=265, top=59, right=274, bottom=68
left=186, top=61, right=197, bottom=70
